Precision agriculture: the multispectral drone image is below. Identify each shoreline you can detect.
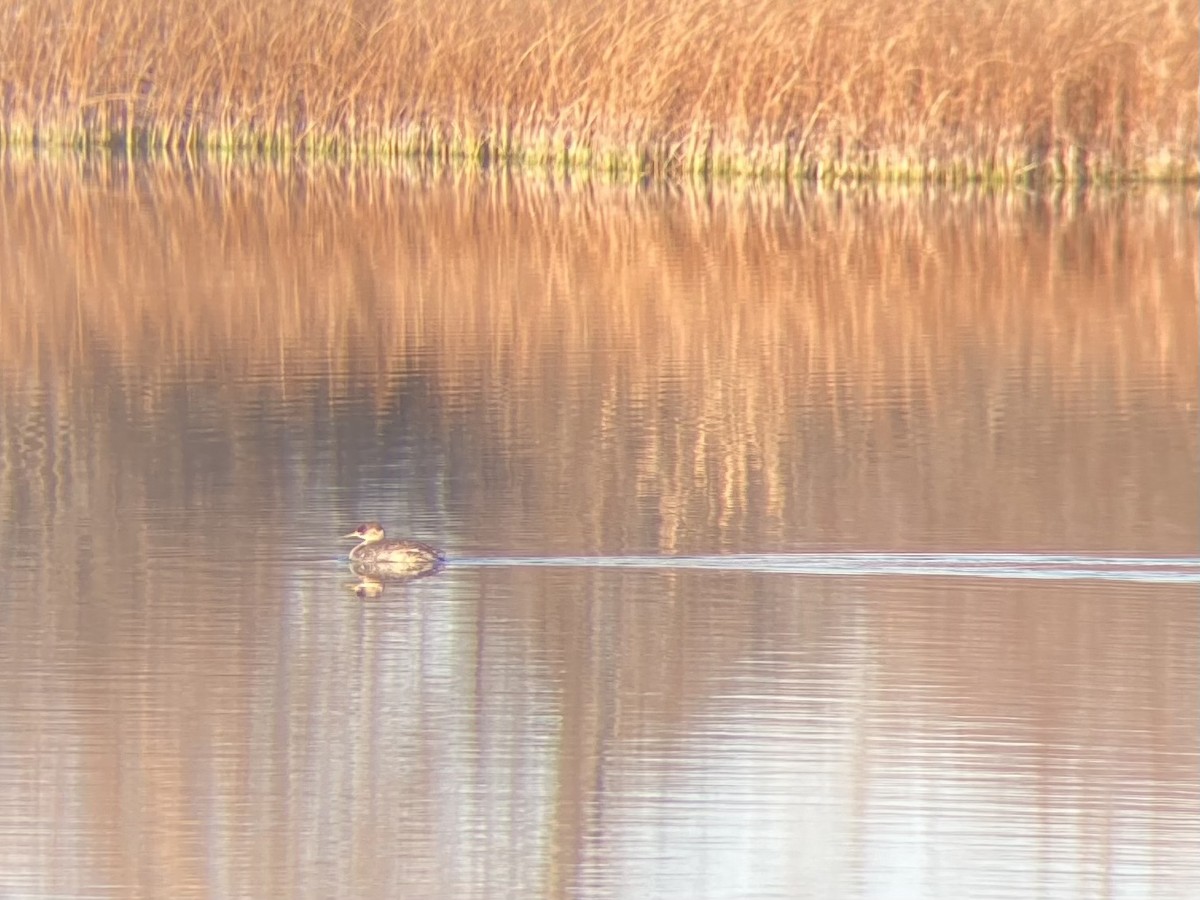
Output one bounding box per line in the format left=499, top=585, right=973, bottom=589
left=2, top=124, right=1195, bottom=186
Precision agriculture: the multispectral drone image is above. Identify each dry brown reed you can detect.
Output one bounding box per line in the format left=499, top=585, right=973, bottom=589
left=0, top=0, right=1195, bottom=182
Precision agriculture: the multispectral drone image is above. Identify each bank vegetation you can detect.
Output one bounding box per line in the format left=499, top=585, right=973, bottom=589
left=0, top=0, right=1195, bottom=183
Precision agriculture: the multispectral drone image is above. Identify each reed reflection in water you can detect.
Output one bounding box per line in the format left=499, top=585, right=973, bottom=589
left=0, top=158, right=1196, bottom=899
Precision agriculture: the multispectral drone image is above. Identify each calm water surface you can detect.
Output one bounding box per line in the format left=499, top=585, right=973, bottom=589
left=0, top=160, right=1197, bottom=899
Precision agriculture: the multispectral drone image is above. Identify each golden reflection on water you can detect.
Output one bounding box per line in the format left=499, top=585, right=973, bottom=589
left=0, top=157, right=1195, bottom=559
left=0, top=157, right=1197, bottom=899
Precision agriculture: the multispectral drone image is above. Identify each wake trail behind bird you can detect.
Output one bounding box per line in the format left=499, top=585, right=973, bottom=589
left=451, top=553, right=1200, bottom=584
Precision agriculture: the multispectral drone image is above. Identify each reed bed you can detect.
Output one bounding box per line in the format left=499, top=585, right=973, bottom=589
left=0, top=0, right=1194, bottom=183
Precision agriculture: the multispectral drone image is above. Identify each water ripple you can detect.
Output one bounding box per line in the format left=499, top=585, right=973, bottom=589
left=454, top=553, right=1200, bottom=584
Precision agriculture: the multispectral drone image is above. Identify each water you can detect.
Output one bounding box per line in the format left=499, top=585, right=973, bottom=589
left=0, top=158, right=1196, bottom=898
left=459, top=553, right=1200, bottom=582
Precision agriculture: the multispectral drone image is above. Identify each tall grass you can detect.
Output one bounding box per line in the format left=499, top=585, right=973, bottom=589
left=0, top=0, right=1195, bottom=181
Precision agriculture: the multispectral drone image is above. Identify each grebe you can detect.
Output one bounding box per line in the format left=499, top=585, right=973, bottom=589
left=343, top=522, right=445, bottom=576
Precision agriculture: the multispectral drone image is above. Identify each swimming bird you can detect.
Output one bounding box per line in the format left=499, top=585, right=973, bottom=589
left=343, top=522, right=445, bottom=577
